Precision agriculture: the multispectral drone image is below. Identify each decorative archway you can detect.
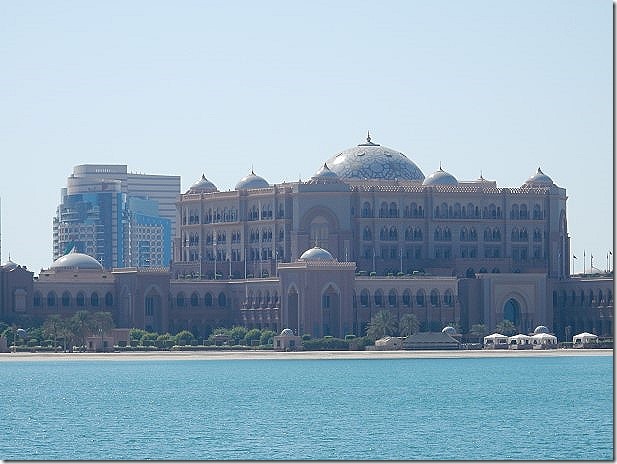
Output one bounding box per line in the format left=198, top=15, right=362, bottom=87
left=286, top=284, right=299, bottom=335
left=503, top=298, right=521, bottom=326
left=321, top=283, right=341, bottom=337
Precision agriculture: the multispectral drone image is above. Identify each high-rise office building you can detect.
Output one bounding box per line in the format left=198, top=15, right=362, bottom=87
left=53, top=165, right=179, bottom=269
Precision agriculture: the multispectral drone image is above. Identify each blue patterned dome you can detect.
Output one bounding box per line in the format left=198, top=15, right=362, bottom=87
left=325, top=133, right=425, bottom=182
left=235, top=169, right=269, bottom=190
left=423, top=166, right=458, bottom=186
left=187, top=173, right=218, bottom=193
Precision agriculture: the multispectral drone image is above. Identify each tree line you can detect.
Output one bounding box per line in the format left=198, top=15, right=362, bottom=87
left=1, top=309, right=516, bottom=351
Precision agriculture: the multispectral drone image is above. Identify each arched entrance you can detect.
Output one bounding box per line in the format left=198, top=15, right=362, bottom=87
left=144, top=288, right=162, bottom=332
left=503, top=298, right=521, bottom=326
left=286, top=286, right=299, bottom=335
left=321, top=284, right=341, bottom=337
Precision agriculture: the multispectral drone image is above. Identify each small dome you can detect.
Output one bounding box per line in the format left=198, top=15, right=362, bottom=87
left=299, top=246, right=335, bottom=261
left=187, top=173, right=218, bottom=194
left=423, top=166, right=458, bottom=186
left=442, top=326, right=457, bottom=335
left=524, top=167, right=554, bottom=187
left=309, top=163, right=341, bottom=183
left=2, top=258, right=18, bottom=271
left=280, top=328, right=294, bottom=337
left=534, top=325, right=550, bottom=334
left=325, top=133, right=425, bottom=182
left=50, top=247, right=103, bottom=271
left=235, top=169, right=269, bottom=190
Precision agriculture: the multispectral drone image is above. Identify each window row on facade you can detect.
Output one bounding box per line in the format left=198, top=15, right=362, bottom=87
left=361, top=226, right=544, bottom=243
left=553, top=288, right=613, bottom=307
left=361, top=245, right=544, bottom=261
left=354, top=288, right=456, bottom=308
left=358, top=201, right=545, bottom=220
left=33, top=291, right=114, bottom=308
left=183, top=228, right=284, bottom=246
left=173, top=291, right=229, bottom=308
left=184, top=204, right=286, bottom=225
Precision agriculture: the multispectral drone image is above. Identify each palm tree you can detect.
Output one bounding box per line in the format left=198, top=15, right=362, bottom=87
left=398, top=313, right=419, bottom=337
left=92, top=312, right=114, bottom=335
left=495, top=319, right=517, bottom=336
left=71, top=310, right=95, bottom=348
left=469, top=323, right=487, bottom=343
left=43, top=315, right=63, bottom=349
left=366, top=310, right=397, bottom=340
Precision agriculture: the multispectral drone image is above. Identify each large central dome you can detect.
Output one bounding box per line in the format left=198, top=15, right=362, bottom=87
left=324, top=133, right=425, bottom=182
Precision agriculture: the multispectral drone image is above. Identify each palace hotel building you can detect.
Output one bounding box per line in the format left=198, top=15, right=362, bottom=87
left=1, top=135, right=612, bottom=341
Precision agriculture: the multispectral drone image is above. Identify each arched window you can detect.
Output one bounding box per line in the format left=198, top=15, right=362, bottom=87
left=90, top=292, right=99, bottom=307
left=204, top=293, right=213, bottom=307
left=389, top=227, right=398, bottom=241
left=47, top=292, right=57, bottom=307
left=191, top=292, right=199, bottom=307
left=360, top=289, right=369, bottom=307
left=363, top=227, right=372, bottom=241
left=362, top=202, right=372, bottom=218
left=77, top=292, right=85, bottom=307
left=430, top=289, right=440, bottom=306
left=176, top=293, right=185, bottom=307
left=379, top=202, right=388, bottom=218
left=416, top=289, right=425, bottom=307
left=62, top=291, right=71, bottom=307
left=444, top=289, right=454, bottom=306
left=388, top=289, right=397, bottom=307
left=33, top=292, right=41, bottom=307
left=453, top=203, right=461, bottom=218
left=218, top=292, right=227, bottom=307
left=389, top=202, right=399, bottom=218
left=402, top=290, right=411, bottom=307
left=374, top=289, right=383, bottom=307
left=105, top=292, right=113, bottom=307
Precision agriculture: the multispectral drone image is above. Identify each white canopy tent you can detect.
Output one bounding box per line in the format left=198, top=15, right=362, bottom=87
left=483, top=333, right=508, bottom=349
left=573, top=332, right=598, bottom=346
left=508, top=334, right=532, bottom=349
left=530, top=332, right=558, bottom=349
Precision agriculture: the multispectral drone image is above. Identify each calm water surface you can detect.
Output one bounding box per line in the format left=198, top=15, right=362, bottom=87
left=0, top=356, right=612, bottom=460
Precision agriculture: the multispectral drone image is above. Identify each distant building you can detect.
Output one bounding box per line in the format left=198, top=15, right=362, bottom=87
left=53, top=164, right=179, bottom=269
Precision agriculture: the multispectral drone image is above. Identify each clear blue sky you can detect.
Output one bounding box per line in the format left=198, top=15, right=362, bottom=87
left=0, top=0, right=612, bottom=274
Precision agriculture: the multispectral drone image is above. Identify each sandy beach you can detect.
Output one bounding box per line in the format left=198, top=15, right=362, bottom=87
left=0, top=348, right=611, bottom=361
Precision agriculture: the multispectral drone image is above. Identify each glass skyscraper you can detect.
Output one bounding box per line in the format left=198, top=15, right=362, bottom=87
left=53, top=165, right=179, bottom=269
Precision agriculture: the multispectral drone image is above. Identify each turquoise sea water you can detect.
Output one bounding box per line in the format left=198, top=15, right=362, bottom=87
left=0, top=355, right=613, bottom=461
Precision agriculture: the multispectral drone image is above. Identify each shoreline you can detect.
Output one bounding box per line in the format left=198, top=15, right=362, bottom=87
left=0, top=348, right=612, bottom=361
